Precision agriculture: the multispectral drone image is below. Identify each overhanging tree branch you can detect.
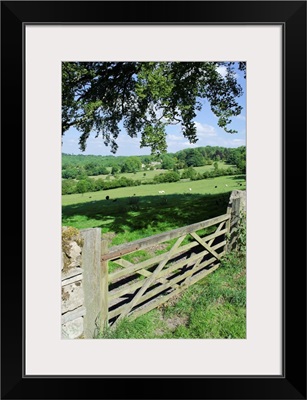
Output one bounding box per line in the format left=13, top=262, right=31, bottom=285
left=62, top=61, right=245, bottom=155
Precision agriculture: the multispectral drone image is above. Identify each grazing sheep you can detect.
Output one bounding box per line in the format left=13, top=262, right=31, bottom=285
left=225, top=184, right=228, bottom=187
left=189, top=188, right=192, bottom=191
left=159, top=190, right=165, bottom=194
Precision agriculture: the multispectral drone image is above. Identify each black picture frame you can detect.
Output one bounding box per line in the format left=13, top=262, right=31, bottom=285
left=1, top=1, right=306, bottom=399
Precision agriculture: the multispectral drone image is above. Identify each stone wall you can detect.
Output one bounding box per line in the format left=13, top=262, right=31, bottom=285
left=61, top=226, right=85, bottom=339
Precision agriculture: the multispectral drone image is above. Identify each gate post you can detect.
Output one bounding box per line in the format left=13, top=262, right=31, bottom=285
left=100, top=239, right=109, bottom=333
left=80, top=228, right=102, bottom=338
left=226, top=190, right=245, bottom=252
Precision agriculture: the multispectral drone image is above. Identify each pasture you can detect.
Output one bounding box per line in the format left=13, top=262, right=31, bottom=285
left=62, top=173, right=246, bottom=339
left=62, top=174, right=246, bottom=246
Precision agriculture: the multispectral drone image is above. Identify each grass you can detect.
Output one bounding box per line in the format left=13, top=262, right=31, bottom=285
left=62, top=173, right=246, bottom=339
left=160, top=250, right=246, bottom=338
left=62, top=174, right=245, bottom=246
left=62, top=174, right=245, bottom=206
left=98, top=223, right=246, bottom=339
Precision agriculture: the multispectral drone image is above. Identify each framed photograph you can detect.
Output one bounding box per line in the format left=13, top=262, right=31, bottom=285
left=2, top=1, right=306, bottom=399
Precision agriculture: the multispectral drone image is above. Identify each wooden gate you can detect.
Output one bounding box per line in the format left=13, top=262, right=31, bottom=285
left=101, top=213, right=231, bottom=328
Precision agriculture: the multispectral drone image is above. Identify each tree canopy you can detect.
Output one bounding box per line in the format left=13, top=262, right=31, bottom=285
left=62, top=61, right=246, bottom=155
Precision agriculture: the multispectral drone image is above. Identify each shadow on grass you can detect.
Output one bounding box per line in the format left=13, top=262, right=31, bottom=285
left=229, top=175, right=246, bottom=181
left=62, top=192, right=232, bottom=234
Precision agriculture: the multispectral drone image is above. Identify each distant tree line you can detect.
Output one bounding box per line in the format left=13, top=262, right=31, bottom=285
left=152, top=164, right=236, bottom=184
left=62, top=146, right=246, bottom=179
left=62, top=176, right=142, bottom=195
left=62, top=162, right=244, bottom=196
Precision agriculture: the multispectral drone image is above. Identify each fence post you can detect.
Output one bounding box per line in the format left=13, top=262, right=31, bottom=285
left=100, top=239, right=109, bottom=333
left=80, top=228, right=102, bottom=338
left=226, top=191, right=243, bottom=252
left=226, top=202, right=232, bottom=241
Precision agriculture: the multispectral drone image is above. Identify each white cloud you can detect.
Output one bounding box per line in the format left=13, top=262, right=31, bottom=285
left=195, top=122, right=217, bottom=137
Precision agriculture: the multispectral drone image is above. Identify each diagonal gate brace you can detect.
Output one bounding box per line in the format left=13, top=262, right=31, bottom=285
left=113, top=234, right=187, bottom=324
left=190, top=231, right=221, bottom=260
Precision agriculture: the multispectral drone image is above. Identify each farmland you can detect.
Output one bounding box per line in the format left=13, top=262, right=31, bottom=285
left=62, top=174, right=245, bottom=246
left=62, top=151, right=246, bottom=339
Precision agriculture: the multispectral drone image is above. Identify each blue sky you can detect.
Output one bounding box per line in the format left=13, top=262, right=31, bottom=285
left=61, top=65, right=246, bottom=156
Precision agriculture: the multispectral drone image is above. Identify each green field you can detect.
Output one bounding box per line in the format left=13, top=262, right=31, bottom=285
left=63, top=173, right=244, bottom=206
left=89, top=162, right=236, bottom=183
left=62, top=174, right=245, bottom=246
left=62, top=174, right=246, bottom=339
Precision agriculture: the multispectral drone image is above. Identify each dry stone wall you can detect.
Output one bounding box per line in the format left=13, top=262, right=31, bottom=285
left=61, top=227, right=85, bottom=339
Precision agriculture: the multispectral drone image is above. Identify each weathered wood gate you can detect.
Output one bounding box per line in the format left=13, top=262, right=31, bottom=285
left=103, top=213, right=230, bottom=329
left=95, top=191, right=243, bottom=332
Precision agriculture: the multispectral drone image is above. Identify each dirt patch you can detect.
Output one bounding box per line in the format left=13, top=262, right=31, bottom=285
left=165, top=315, right=189, bottom=331
left=154, top=292, right=189, bottom=335
left=155, top=313, right=189, bottom=336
